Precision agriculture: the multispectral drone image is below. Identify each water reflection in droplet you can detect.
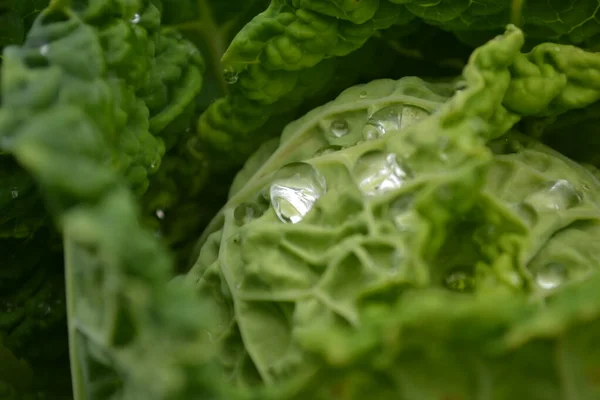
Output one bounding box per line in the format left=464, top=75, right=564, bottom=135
left=535, top=263, right=567, bottom=290
left=362, top=104, right=429, bottom=141
left=329, top=119, right=349, bottom=138
left=525, top=180, right=581, bottom=211
left=223, top=67, right=239, bottom=84
left=269, top=163, right=327, bottom=224
left=354, top=151, right=413, bottom=196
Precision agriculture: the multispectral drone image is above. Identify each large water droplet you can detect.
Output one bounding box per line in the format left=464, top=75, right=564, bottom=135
left=314, top=145, right=343, bottom=157
left=269, top=163, right=326, bottom=224
left=233, top=202, right=265, bottom=225
left=10, top=188, right=19, bottom=199
left=444, top=268, right=475, bottom=292
left=362, top=104, right=429, bottom=141
left=155, top=209, right=165, bottom=220
left=535, top=263, right=567, bottom=290
left=525, top=180, right=581, bottom=212
left=354, top=151, right=413, bottom=196
left=130, top=13, right=141, bottom=24
left=329, top=119, right=349, bottom=138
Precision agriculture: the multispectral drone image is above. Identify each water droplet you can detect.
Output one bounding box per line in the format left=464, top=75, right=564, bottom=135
left=361, top=104, right=429, bottom=141
left=314, top=145, right=343, bottom=157
left=269, top=162, right=327, bottom=224
left=10, top=188, right=19, bottom=199
left=362, top=124, right=383, bottom=141
left=155, top=209, right=165, bottom=220
left=359, top=90, right=367, bottom=99
left=223, top=67, right=238, bottom=84
left=390, top=194, right=417, bottom=232
left=525, top=180, right=581, bottom=212
left=40, top=44, right=49, bottom=56
left=536, top=263, right=567, bottom=290
left=131, top=13, right=141, bottom=24
left=233, top=202, right=264, bottom=225
left=354, top=151, right=413, bottom=196
left=393, top=212, right=418, bottom=233
left=444, top=268, right=475, bottom=292
left=329, top=119, right=349, bottom=138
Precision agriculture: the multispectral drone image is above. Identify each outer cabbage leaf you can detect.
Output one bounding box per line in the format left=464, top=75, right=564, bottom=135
left=131, top=0, right=271, bottom=270
left=193, top=0, right=600, bottom=174
left=1, top=3, right=230, bottom=400
left=0, top=0, right=205, bottom=397
left=190, top=26, right=600, bottom=398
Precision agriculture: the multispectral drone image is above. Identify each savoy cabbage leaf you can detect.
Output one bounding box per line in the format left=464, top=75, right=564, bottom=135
left=188, top=26, right=600, bottom=399
left=2, top=1, right=600, bottom=399
left=193, top=0, right=600, bottom=172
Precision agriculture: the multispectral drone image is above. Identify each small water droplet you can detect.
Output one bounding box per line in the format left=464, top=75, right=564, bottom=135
left=233, top=202, right=264, bottom=225
left=525, top=180, right=582, bottom=212
left=359, top=90, right=367, bottom=99
left=130, top=13, right=141, bottom=24
left=329, top=119, right=349, bottom=138
left=40, top=44, right=49, bottom=56
left=354, top=151, right=413, bottom=196
left=223, top=67, right=238, bottom=84
left=444, top=268, right=475, bottom=292
left=10, top=188, right=19, bottom=199
left=155, top=209, right=165, bottom=220
left=362, top=124, right=383, bottom=141
left=269, top=162, right=327, bottom=224
left=536, top=263, right=567, bottom=290
left=314, top=145, right=343, bottom=157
